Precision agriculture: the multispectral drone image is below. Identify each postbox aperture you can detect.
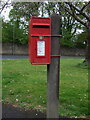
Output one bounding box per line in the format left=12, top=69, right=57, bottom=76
left=29, top=16, right=51, bottom=65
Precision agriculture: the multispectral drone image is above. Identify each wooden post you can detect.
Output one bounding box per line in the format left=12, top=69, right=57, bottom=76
left=0, top=18, right=2, bottom=120
left=47, top=14, right=62, bottom=118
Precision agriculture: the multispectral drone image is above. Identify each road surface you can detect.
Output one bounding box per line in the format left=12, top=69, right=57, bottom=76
left=1, top=55, right=85, bottom=60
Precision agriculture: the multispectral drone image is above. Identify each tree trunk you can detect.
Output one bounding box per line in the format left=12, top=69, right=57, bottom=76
left=84, top=22, right=90, bottom=67
left=87, top=22, right=90, bottom=66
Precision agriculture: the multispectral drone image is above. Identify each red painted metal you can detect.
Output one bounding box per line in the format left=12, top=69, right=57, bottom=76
left=29, top=16, right=51, bottom=65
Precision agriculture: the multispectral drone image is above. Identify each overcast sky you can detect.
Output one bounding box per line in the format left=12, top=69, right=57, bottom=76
left=1, top=8, right=11, bottom=21
left=1, top=0, right=12, bottom=21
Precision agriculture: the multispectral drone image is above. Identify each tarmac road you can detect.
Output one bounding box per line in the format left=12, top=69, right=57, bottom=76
left=2, top=103, right=46, bottom=119
left=1, top=55, right=85, bottom=60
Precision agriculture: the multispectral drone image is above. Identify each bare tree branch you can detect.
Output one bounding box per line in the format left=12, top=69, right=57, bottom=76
left=66, top=2, right=90, bottom=22
left=64, top=5, right=88, bottom=29
left=0, top=0, right=10, bottom=14
left=81, top=1, right=90, bottom=12
left=72, top=27, right=77, bottom=36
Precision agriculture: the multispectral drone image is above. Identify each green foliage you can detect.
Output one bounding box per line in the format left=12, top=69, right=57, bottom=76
left=75, top=31, right=87, bottom=48
left=12, top=24, right=28, bottom=44
left=9, top=2, right=40, bottom=21
left=2, top=21, right=13, bottom=43
left=61, top=30, right=76, bottom=47
left=2, top=2, right=40, bottom=44
left=2, top=20, right=28, bottom=44
left=61, top=35, right=75, bottom=47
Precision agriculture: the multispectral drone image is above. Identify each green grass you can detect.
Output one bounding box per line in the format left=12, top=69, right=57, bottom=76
left=2, top=58, right=88, bottom=118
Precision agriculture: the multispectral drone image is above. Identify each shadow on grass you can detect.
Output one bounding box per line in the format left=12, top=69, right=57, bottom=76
left=76, top=61, right=88, bottom=69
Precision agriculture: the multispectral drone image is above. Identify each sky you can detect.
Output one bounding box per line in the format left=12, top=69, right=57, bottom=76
left=1, top=0, right=12, bottom=21
left=1, top=8, right=11, bottom=21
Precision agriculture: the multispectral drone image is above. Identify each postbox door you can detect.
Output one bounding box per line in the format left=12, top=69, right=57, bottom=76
left=29, top=17, right=51, bottom=65
left=37, top=40, right=45, bottom=57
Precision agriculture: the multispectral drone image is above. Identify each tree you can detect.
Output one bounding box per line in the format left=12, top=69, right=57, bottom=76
left=63, top=2, right=90, bottom=63
left=76, top=30, right=88, bottom=48
left=1, top=2, right=87, bottom=49
left=8, top=2, right=40, bottom=44
left=2, top=20, right=13, bottom=43
left=1, top=2, right=40, bottom=44
left=9, top=2, right=40, bottom=21
left=0, top=0, right=11, bottom=14
left=42, top=2, right=82, bottom=47
left=2, top=19, right=27, bottom=44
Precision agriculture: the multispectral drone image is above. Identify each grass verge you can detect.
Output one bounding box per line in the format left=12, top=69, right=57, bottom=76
left=2, top=58, right=88, bottom=118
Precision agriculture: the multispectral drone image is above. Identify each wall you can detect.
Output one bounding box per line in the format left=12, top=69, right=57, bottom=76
left=1, top=42, right=86, bottom=56
left=1, top=43, right=28, bottom=55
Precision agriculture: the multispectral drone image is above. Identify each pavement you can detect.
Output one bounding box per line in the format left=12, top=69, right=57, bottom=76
left=1, top=55, right=85, bottom=60
left=2, top=104, right=46, bottom=119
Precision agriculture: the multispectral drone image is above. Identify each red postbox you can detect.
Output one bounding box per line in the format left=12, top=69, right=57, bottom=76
left=29, top=16, right=51, bottom=65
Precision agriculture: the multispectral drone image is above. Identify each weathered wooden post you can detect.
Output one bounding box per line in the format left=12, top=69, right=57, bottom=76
left=0, top=18, right=2, bottom=120
left=47, top=14, right=62, bottom=118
